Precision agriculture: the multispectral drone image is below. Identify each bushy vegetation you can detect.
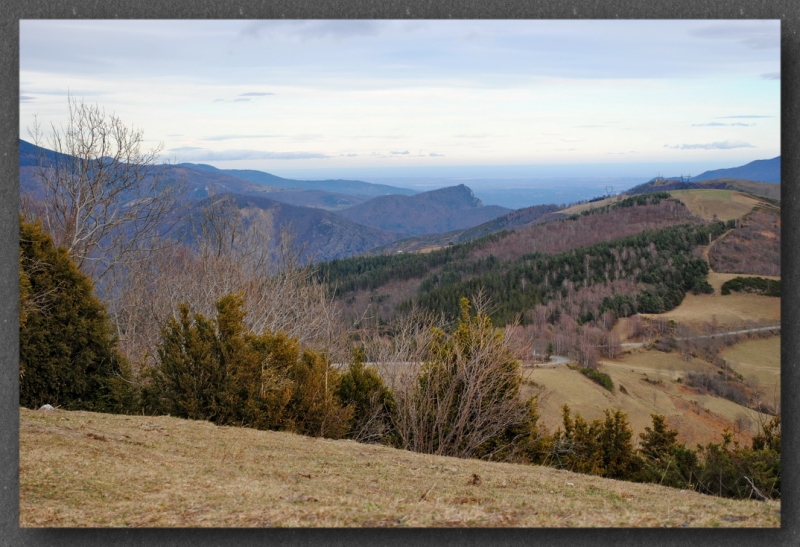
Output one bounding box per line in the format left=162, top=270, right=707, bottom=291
left=335, top=348, right=397, bottom=443
left=544, top=408, right=780, bottom=500
left=576, top=367, right=614, bottom=391
left=394, top=298, right=542, bottom=460
left=721, top=276, right=780, bottom=297
left=685, top=370, right=749, bottom=407
left=142, top=294, right=353, bottom=438
left=19, top=217, right=135, bottom=413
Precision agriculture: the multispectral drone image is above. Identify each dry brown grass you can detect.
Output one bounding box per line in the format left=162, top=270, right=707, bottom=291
left=641, top=290, right=780, bottom=328
left=721, top=337, right=781, bottom=397
left=705, top=272, right=781, bottom=295
left=669, top=190, right=762, bottom=221
left=558, top=195, right=623, bottom=215
left=523, top=344, right=778, bottom=448
left=19, top=408, right=779, bottom=528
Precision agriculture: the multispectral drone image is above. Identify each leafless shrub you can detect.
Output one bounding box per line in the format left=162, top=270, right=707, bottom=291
left=366, top=298, right=534, bottom=460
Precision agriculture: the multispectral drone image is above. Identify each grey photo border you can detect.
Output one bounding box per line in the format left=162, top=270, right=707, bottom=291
left=1, top=2, right=796, bottom=546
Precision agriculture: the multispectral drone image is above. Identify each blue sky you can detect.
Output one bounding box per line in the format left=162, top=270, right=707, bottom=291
left=20, top=20, right=780, bottom=179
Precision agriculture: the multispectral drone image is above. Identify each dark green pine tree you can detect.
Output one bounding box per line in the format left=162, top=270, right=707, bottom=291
left=19, top=216, right=134, bottom=412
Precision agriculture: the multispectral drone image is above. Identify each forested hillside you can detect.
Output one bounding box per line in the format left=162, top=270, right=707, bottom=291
left=320, top=194, right=711, bottom=324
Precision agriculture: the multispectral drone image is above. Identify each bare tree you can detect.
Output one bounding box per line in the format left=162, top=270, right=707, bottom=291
left=113, top=192, right=348, bottom=372
left=24, top=96, right=184, bottom=281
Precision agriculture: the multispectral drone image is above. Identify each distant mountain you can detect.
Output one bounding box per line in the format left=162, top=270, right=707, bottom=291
left=20, top=139, right=397, bottom=212
left=221, top=194, right=402, bottom=262
left=338, top=184, right=511, bottom=236
left=176, top=163, right=417, bottom=197
left=371, top=203, right=563, bottom=254
left=691, top=157, right=780, bottom=183
left=19, top=139, right=59, bottom=167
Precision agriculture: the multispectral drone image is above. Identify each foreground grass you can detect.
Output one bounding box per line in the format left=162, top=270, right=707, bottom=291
left=19, top=408, right=780, bottom=528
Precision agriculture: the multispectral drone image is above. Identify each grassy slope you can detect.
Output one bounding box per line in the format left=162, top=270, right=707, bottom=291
left=19, top=408, right=779, bottom=528
left=721, top=337, right=781, bottom=398
left=524, top=344, right=776, bottom=449
left=669, top=190, right=764, bottom=221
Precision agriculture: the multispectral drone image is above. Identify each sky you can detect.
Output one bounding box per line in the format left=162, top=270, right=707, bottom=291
left=19, top=19, right=780, bottom=181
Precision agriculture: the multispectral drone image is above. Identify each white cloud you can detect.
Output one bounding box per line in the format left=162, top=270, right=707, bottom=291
left=665, top=140, right=756, bottom=150
left=169, top=147, right=329, bottom=161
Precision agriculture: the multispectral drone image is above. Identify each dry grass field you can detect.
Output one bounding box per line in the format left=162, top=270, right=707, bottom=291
left=558, top=195, right=623, bottom=215
left=705, top=272, right=781, bottom=295
left=669, top=190, right=762, bottom=221
left=19, top=408, right=780, bottom=528
left=641, top=287, right=780, bottom=328
left=523, top=346, right=772, bottom=449
left=721, top=337, right=781, bottom=398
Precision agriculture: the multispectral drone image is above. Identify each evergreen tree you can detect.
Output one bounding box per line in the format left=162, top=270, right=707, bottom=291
left=19, top=216, right=133, bottom=412
left=148, top=293, right=352, bottom=437
left=336, top=347, right=397, bottom=443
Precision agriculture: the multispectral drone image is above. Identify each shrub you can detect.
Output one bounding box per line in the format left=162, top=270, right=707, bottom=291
left=336, top=347, right=397, bottom=443
left=720, top=276, right=780, bottom=297
left=636, top=414, right=698, bottom=488
left=397, top=297, right=537, bottom=460
left=695, top=427, right=780, bottom=500
left=146, top=294, right=352, bottom=437
left=19, top=216, right=134, bottom=413
left=577, top=367, right=614, bottom=391
left=549, top=406, right=642, bottom=479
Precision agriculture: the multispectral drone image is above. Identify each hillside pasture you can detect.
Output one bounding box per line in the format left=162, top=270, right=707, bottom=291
left=558, top=195, right=623, bottom=215
left=19, top=408, right=779, bottom=528
left=705, top=272, right=781, bottom=295
left=524, top=348, right=772, bottom=448
left=721, top=336, right=781, bottom=399
left=668, top=190, right=762, bottom=221
left=640, top=290, right=780, bottom=328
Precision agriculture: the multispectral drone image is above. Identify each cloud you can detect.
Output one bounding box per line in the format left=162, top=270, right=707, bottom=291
left=240, top=20, right=380, bottom=41
left=664, top=140, right=756, bottom=150
left=688, top=21, right=780, bottom=50
left=716, top=115, right=772, bottom=119
left=19, top=95, right=35, bottom=102
left=170, top=147, right=329, bottom=161
left=391, top=150, right=410, bottom=155
left=214, top=93, right=273, bottom=103
left=760, top=72, right=780, bottom=80
left=691, top=122, right=755, bottom=127
left=203, top=134, right=276, bottom=141
left=455, top=133, right=490, bottom=139
left=429, top=153, right=445, bottom=157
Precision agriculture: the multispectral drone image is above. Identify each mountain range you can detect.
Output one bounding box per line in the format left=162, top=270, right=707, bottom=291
left=692, top=156, right=780, bottom=183
left=338, top=185, right=511, bottom=236
left=18, top=138, right=781, bottom=263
